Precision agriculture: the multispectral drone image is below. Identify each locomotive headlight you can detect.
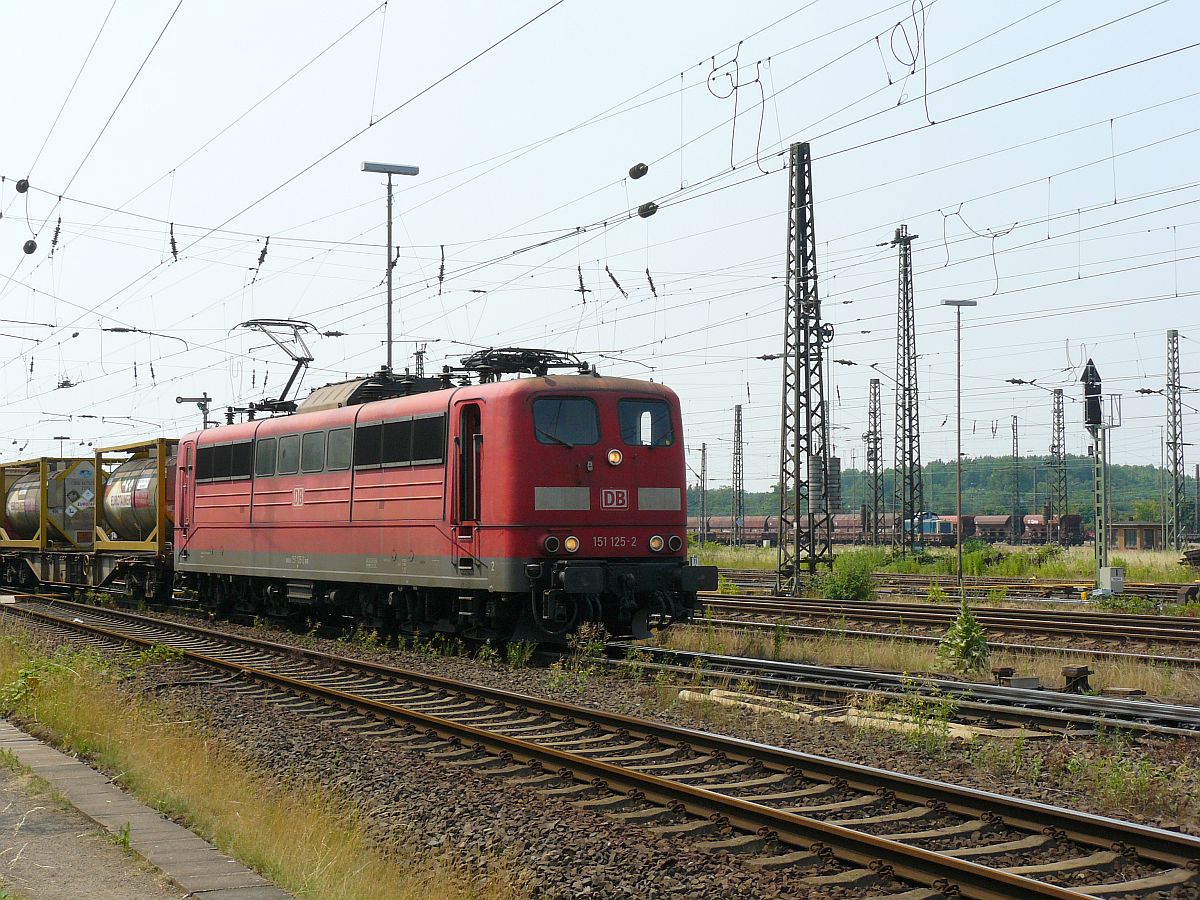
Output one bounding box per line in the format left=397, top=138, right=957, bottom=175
left=607, top=448, right=623, bottom=466
left=667, top=534, right=683, bottom=552
left=564, top=535, right=580, bottom=553
left=544, top=535, right=560, bottom=554
left=649, top=535, right=665, bottom=552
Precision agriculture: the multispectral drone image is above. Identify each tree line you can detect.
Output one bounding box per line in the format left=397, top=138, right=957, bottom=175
left=688, top=454, right=1197, bottom=527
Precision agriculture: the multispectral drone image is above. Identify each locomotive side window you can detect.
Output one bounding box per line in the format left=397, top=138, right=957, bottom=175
left=353, top=423, right=382, bottom=468
left=254, top=438, right=276, bottom=477
left=382, top=420, right=413, bottom=466
left=211, top=444, right=233, bottom=479
left=195, top=440, right=254, bottom=481
left=277, top=435, right=301, bottom=475
left=326, top=428, right=351, bottom=471
left=618, top=399, right=674, bottom=447
left=412, top=414, right=445, bottom=464
left=196, top=446, right=214, bottom=481
left=532, top=398, right=598, bottom=447
left=301, top=432, right=325, bottom=473
left=230, top=441, right=254, bottom=479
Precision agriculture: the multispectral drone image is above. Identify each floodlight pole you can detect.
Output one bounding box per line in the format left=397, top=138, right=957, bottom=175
left=362, top=161, right=419, bottom=373
left=942, top=299, right=976, bottom=597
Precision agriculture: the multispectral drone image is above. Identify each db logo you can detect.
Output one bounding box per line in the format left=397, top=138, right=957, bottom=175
left=600, top=489, right=628, bottom=510
left=292, top=487, right=305, bottom=507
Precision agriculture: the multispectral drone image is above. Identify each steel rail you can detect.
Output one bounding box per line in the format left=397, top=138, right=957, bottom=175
left=6, top=597, right=1200, bottom=893
left=0, top=601, right=1081, bottom=899
left=694, top=613, right=1200, bottom=670
left=605, top=643, right=1200, bottom=737
left=701, top=594, right=1200, bottom=645
left=718, top=568, right=1200, bottom=602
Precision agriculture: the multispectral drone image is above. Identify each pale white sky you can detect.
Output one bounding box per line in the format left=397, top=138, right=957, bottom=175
left=2, top=0, right=1198, bottom=492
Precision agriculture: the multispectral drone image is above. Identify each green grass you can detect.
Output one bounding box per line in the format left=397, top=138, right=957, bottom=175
left=694, top=542, right=776, bottom=570
left=701, top=543, right=1200, bottom=586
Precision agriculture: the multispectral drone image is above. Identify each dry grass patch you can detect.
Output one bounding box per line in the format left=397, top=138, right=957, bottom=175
left=0, top=628, right=525, bottom=900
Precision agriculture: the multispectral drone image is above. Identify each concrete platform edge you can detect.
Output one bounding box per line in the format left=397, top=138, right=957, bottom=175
left=0, top=718, right=293, bottom=899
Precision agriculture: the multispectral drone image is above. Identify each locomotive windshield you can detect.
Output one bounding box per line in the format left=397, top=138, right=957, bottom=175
left=532, top=397, right=598, bottom=447
left=618, top=399, right=674, bottom=447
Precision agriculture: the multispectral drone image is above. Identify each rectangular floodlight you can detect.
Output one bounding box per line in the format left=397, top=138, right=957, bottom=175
left=361, top=161, right=419, bottom=176
left=941, top=299, right=978, bottom=307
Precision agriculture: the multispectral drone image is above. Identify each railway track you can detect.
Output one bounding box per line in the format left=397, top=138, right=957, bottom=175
left=4, top=598, right=1200, bottom=898
left=718, top=569, right=1200, bottom=604
left=702, top=594, right=1200, bottom=649
left=691, top=613, right=1200, bottom=671
left=606, top=643, right=1200, bottom=738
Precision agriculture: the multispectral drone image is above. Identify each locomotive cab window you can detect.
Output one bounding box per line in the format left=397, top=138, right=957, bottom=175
left=532, top=397, right=598, bottom=447
left=618, top=398, right=674, bottom=447
left=277, top=435, right=300, bottom=475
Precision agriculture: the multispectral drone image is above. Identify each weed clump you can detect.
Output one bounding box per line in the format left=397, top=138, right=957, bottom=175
left=816, top=552, right=877, bottom=602
left=937, top=598, right=990, bottom=673
left=504, top=640, right=536, bottom=668
left=548, top=622, right=608, bottom=693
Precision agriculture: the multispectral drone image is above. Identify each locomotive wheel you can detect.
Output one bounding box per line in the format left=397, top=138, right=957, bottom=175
left=629, top=608, right=652, bottom=640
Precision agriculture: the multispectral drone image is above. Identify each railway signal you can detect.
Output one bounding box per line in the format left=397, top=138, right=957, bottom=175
left=1081, top=359, right=1123, bottom=596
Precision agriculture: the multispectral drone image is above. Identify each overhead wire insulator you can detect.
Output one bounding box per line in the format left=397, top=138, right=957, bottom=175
left=250, top=236, right=271, bottom=284
left=605, top=265, right=628, bottom=299
left=637, top=201, right=658, bottom=218
left=169, top=222, right=178, bottom=262
left=645, top=268, right=657, bottom=298
left=628, top=162, right=649, bottom=179
left=22, top=239, right=36, bottom=255
left=575, top=265, right=591, bottom=303
left=15, top=179, right=29, bottom=194
left=438, top=244, right=445, bottom=296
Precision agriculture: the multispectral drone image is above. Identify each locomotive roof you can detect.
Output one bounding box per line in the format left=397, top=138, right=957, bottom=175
left=181, top=374, right=675, bottom=444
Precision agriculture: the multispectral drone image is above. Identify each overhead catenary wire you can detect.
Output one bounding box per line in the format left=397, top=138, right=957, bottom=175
left=5, top=3, right=1198, bottom=478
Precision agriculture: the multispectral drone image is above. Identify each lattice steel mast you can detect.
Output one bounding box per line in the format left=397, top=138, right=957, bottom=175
left=891, top=225, right=923, bottom=553
left=732, top=405, right=745, bottom=546
left=699, top=443, right=708, bottom=545
left=1167, top=329, right=1185, bottom=550
left=866, top=378, right=882, bottom=544
left=776, top=142, right=834, bottom=594
left=1050, top=388, right=1068, bottom=543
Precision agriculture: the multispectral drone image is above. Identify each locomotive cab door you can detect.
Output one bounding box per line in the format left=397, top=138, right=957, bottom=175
left=456, top=403, right=482, bottom=538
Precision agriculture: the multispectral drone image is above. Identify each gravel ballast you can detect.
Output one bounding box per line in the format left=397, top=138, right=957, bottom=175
left=8, top=607, right=1199, bottom=898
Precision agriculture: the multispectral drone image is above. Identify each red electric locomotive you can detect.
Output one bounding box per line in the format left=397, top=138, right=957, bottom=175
left=174, top=352, right=715, bottom=642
